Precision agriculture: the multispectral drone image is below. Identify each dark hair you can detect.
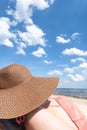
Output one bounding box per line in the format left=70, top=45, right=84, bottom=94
left=0, top=116, right=25, bottom=130
left=9, top=118, right=23, bottom=127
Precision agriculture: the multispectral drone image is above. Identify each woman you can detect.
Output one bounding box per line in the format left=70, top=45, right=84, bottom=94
left=0, top=64, right=87, bottom=130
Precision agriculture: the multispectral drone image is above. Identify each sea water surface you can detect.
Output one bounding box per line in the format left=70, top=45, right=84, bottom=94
left=54, top=88, right=87, bottom=99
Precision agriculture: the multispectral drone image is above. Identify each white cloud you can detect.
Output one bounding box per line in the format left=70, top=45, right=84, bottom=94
left=56, top=32, right=80, bottom=45
left=32, top=47, right=47, bottom=57
left=71, top=32, right=80, bottom=40
left=59, top=77, right=86, bottom=88
left=71, top=57, right=86, bottom=63
left=67, top=74, right=85, bottom=82
left=64, top=67, right=75, bottom=73
left=79, top=63, right=87, bottom=69
left=7, top=0, right=54, bottom=22
left=0, top=17, right=15, bottom=47
left=31, top=0, right=52, bottom=10
left=48, top=69, right=62, bottom=75
left=18, top=24, right=46, bottom=47
left=14, top=0, right=33, bottom=22
left=3, top=39, right=13, bottom=47
left=56, top=35, right=71, bottom=44
left=16, top=42, right=26, bottom=55
left=44, top=60, right=52, bottom=64
left=63, top=61, right=87, bottom=82
left=16, top=48, right=26, bottom=55
left=62, top=48, right=87, bottom=56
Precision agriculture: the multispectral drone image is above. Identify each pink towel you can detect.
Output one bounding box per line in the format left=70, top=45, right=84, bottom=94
left=55, top=96, right=87, bottom=130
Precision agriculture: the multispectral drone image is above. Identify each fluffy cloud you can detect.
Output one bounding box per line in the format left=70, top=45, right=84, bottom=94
left=32, top=47, right=47, bottom=57
left=67, top=74, right=85, bottom=82
left=48, top=69, right=62, bottom=75
left=56, top=35, right=71, bottom=44
left=79, top=62, right=87, bottom=69
left=64, top=67, right=75, bottom=73
left=7, top=0, right=55, bottom=22
left=62, top=48, right=87, bottom=82
left=18, top=24, right=46, bottom=47
left=71, top=57, right=86, bottom=63
left=63, top=61, right=87, bottom=82
left=15, top=24, right=46, bottom=55
left=0, top=17, right=15, bottom=47
left=16, top=42, right=26, bottom=55
left=56, top=32, right=80, bottom=44
left=62, top=48, right=87, bottom=56
left=44, top=60, right=52, bottom=64
left=16, top=48, right=26, bottom=55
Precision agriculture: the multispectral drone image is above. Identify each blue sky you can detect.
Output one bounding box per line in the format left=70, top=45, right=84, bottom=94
left=0, top=0, right=87, bottom=88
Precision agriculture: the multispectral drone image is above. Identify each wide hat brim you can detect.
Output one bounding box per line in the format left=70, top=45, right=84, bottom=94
left=0, top=76, right=59, bottom=119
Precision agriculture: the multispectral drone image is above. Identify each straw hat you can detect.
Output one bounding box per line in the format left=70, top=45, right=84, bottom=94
left=0, top=64, right=59, bottom=119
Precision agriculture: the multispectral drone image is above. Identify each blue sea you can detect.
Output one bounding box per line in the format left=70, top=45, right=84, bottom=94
left=54, top=88, right=87, bottom=99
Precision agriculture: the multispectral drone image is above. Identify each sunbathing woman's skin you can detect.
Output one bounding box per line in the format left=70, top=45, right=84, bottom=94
left=25, top=96, right=77, bottom=130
